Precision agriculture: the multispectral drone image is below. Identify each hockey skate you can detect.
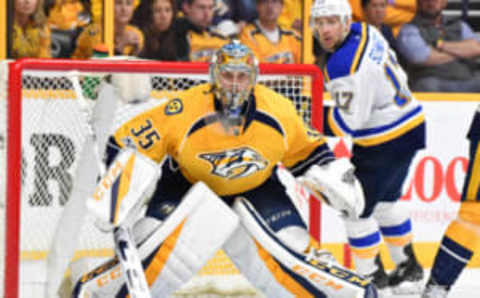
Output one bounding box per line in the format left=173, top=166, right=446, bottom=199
left=365, top=256, right=391, bottom=297
left=389, top=244, right=424, bottom=294
left=422, top=278, right=449, bottom=298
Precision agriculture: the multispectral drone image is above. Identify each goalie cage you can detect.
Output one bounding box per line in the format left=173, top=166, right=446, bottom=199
left=0, top=59, right=324, bottom=298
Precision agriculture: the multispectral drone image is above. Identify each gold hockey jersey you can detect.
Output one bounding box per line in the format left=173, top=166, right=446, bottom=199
left=12, top=22, right=51, bottom=58
left=72, top=23, right=144, bottom=59
left=113, top=83, right=331, bottom=196
left=187, top=30, right=229, bottom=62
left=239, top=22, right=302, bottom=64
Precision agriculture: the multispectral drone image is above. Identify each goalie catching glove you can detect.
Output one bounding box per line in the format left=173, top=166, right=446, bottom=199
left=298, top=158, right=365, bottom=219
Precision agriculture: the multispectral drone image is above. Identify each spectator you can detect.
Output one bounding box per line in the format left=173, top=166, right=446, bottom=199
left=396, top=0, right=480, bottom=92
left=46, top=0, right=90, bottom=30
left=133, top=0, right=179, bottom=60
left=277, top=0, right=302, bottom=31
left=349, top=0, right=417, bottom=35
left=362, top=0, right=397, bottom=50
left=12, top=0, right=51, bottom=58
left=44, top=0, right=91, bottom=57
left=239, top=0, right=301, bottom=64
left=173, top=0, right=229, bottom=62
left=212, top=0, right=248, bottom=36
left=114, top=0, right=144, bottom=55
left=72, top=0, right=144, bottom=59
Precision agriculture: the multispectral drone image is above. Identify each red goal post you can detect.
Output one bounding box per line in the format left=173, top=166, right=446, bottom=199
left=2, top=59, right=324, bottom=298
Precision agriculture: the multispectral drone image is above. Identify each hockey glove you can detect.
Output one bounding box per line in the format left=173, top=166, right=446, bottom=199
left=298, top=158, right=365, bottom=219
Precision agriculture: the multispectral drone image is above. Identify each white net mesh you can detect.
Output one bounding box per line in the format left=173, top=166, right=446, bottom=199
left=3, top=60, right=322, bottom=298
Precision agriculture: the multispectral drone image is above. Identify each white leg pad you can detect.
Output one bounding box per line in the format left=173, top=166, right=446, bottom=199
left=73, top=182, right=239, bottom=297
left=276, top=225, right=310, bottom=254
left=224, top=198, right=376, bottom=298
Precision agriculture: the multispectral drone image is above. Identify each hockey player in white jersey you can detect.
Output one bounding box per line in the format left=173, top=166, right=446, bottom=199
left=310, top=0, right=426, bottom=295
left=68, top=41, right=378, bottom=298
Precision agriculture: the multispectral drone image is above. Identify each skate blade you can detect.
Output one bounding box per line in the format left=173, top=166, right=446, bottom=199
left=391, top=280, right=424, bottom=295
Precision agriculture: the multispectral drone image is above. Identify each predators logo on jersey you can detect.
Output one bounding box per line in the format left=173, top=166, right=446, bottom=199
left=165, top=98, right=183, bottom=115
left=199, top=147, right=268, bottom=179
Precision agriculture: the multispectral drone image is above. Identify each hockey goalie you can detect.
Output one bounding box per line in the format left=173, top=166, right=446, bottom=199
left=66, top=41, right=377, bottom=297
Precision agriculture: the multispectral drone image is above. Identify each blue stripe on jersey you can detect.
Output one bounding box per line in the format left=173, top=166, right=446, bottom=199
left=384, top=65, right=409, bottom=106
left=289, top=143, right=335, bottom=176
left=325, top=23, right=369, bottom=81
left=331, top=105, right=424, bottom=142
left=354, top=106, right=423, bottom=137
left=379, top=220, right=412, bottom=237
left=443, top=236, right=474, bottom=261
left=332, top=107, right=354, bottom=134
left=187, top=114, right=218, bottom=136
left=253, top=110, right=285, bottom=136
left=348, top=231, right=381, bottom=248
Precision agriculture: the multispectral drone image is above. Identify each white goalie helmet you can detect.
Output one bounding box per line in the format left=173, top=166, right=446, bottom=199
left=310, top=0, right=352, bottom=26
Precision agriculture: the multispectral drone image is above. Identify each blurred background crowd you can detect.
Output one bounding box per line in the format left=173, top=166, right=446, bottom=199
left=3, top=0, right=480, bottom=92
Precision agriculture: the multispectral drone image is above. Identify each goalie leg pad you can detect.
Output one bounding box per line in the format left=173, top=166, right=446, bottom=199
left=73, top=182, right=239, bottom=297
left=224, top=198, right=377, bottom=298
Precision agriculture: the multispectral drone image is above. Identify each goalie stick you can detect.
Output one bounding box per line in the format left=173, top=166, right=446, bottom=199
left=72, top=74, right=153, bottom=298
left=46, top=72, right=152, bottom=298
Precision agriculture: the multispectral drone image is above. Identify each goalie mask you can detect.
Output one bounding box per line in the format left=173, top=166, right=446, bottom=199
left=210, top=40, right=258, bottom=135
left=310, top=0, right=352, bottom=52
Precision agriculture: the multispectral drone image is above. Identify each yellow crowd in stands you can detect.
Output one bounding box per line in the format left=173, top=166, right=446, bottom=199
left=8, top=0, right=417, bottom=60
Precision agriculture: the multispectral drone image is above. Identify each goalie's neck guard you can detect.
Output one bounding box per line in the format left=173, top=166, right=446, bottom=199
left=213, top=93, right=256, bottom=136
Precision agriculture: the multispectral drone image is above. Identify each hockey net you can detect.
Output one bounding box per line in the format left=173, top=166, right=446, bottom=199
left=0, top=59, right=323, bottom=298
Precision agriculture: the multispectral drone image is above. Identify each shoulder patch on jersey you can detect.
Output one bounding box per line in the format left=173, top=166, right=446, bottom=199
left=165, top=98, right=183, bottom=115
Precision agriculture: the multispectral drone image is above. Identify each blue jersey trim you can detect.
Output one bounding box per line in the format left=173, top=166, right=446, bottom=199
left=353, top=106, right=423, bottom=137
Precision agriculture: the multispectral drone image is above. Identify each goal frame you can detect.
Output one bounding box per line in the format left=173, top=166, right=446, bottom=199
left=4, top=58, right=324, bottom=298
